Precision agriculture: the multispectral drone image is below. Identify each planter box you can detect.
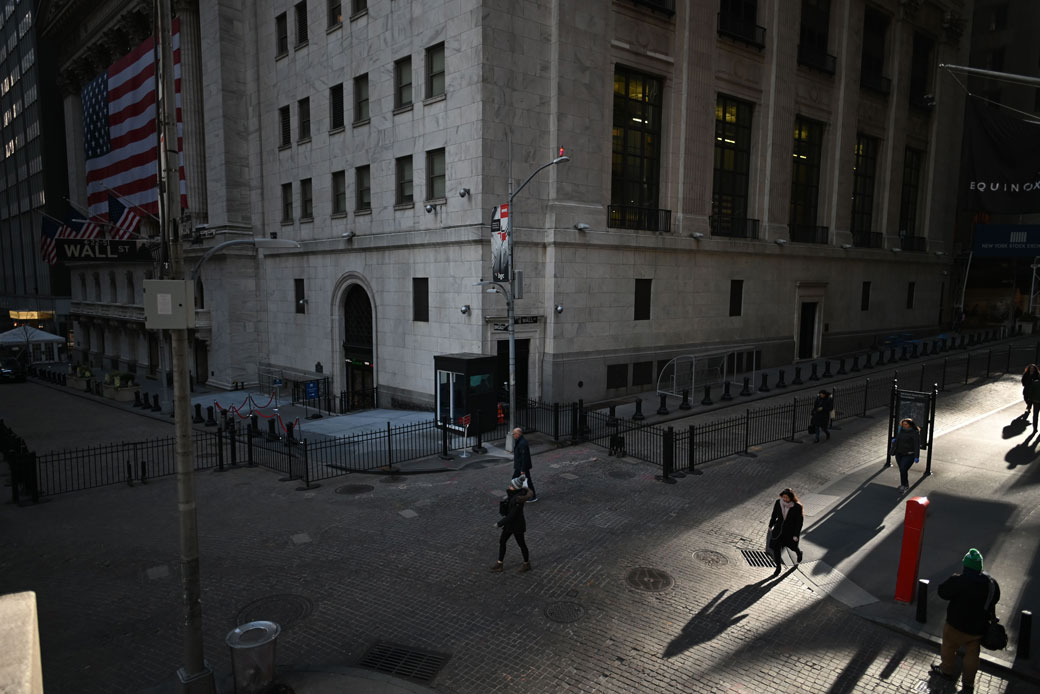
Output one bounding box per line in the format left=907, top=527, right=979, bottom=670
left=102, top=384, right=139, bottom=402
left=67, top=375, right=91, bottom=391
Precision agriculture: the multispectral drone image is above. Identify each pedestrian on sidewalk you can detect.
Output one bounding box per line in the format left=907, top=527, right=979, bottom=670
left=512, top=427, right=537, bottom=501
left=491, top=476, right=533, bottom=573
left=1021, top=364, right=1040, bottom=416
left=767, top=488, right=803, bottom=577
left=890, top=418, right=921, bottom=493
left=1025, top=376, right=1040, bottom=432
left=810, top=389, right=833, bottom=443
left=930, top=548, right=1000, bottom=694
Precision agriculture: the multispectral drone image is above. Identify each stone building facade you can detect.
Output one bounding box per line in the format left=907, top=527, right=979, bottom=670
left=40, top=0, right=972, bottom=408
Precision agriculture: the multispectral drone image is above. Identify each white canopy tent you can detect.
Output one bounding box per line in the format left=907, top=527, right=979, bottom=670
left=0, top=326, right=66, bottom=363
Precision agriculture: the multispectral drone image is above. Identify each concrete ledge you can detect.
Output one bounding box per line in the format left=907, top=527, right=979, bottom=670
left=0, top=591, right=44, bottom=694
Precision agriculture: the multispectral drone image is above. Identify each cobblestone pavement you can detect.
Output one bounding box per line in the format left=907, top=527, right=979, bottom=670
left=1, top=379, right=1039, bottom=694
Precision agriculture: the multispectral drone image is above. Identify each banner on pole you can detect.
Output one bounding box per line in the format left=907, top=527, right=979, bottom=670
left=491, top=203, right=510, bottom=282
left=963, top=98, right=1040, bottom=213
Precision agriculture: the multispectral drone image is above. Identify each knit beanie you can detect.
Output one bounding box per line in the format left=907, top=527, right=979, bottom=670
left=509, top=476, right=527, bottom=490
left=962, top=548, right=983, bottom=572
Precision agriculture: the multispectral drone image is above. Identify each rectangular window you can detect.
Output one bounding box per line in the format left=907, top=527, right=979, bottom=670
left=281, top=182, right=293, bottom=222
left=729, top=279, right=743, bottom=317
left=396, top=156, right=413, bottom=204
left=906, top=281, right=916, bottom=309
left=327, top=0, right=342, bottom=27
left=860, top=9, right=888, bottom=90
left=352, top=0, right=367, bottom=15
left=899, top=147, right=924, bottom=237
left=798, top=0, right=833, bottom=72
left=394, top=57, right=413, bottom=109
left=332, top=170, right=346, bottom=215
left=850, top=133, right=878, bottom=237
left=631, top=361, right=653, bottom=387
left=412, top=277, right=429, bottom=322
left=712, top=94, right=754, bottom=236
left=279, top=105, right=291, bottom=147
left=719, top=0, right=761, bottom=44
left=861, top=281, right=871, bottom=311
left=295, top=278, right=306, bottom=314
left=275, top=13, right=289, bottom=55
left=426, top=148, right=445, bottom=200
left=426, top=42, right=445, bottom=98
left=634, top=278, right=652, bottom=321
left=606, top=364, right=629, bottom=389
left=300, top=178, right=313, bottom=219
left=329, top=83, right=344, bottom=130
left=356, top=165, right=371, bottom=211
left=910, top=32, right=934, bottom=107
left=610, top=66, right=664, bottom=230
left=295, top=1, right=309, bottom=46
left=297, top=97, right=311, bottom=141
left=789, top=116, right=825, bottom=233
left=353, top=74, right=369, bottom=122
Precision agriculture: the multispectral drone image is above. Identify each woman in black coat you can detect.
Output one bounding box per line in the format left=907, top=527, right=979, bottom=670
left=890, top=418, right=921, bottom=493
left=809, top=390, right=834, bottom=443
left=491, top=476, right=533, bottom=573
left=1023, top=364, right=1040, bottom=414
left=768, top=488, right=804, bottom=576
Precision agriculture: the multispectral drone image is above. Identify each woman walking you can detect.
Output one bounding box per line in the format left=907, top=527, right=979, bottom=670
left=491, top=476, right=533, bottom=573
left=768, top=488, right=804, bottom=577
left=1023, top=364, right=1040, bottom=415
left=810, top=389, right=834, bottom=442
left=891, top=418, right=921, bottom=493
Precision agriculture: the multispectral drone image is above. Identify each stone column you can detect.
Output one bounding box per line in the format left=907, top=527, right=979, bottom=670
left=174, top=0, right=208, bottom=224
left=59, top=75, right=87, bottom=208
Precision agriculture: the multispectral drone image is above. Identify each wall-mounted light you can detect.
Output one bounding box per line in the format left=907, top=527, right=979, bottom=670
left=891, top=247, right=902, bottom=253
left=574, top=223, right=590, bottom=231
left=459, top=187, right=470, bottom=198
left=341, top=230, right=355, bottom=239
left=425, top=203, right=437, bottom=213
left=690, top=232, right=704, bottom=239
left=460, top=305, right=470, bottom=315
left=554, top=304, right=564, bottom=314
left=774, top=238, right=788, bottom=245
left=297, top=298, right=308, bottom=305
left=841, top=243, right=853, bottom=249
left=934, top=251, right=945, bottom=256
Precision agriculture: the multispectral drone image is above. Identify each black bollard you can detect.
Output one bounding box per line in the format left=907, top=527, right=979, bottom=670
left=864, top=352, right=875, bottom=369
left=899, top=345, right=908, bottom=361
left=822, top=360, right=833, bottom=378
left=850, top=355, right=861, bottom=372
left=192, top=403, right=204, bottom=424
left=679, top=390, right=692, bottom=410
left=809, top=363, right=820, bottom=381
left=250, top=414, right=259, bottom=434
left=721, top=381, right=733, bottom=401
left=1021, top=610, right=1033, bottom=659
left=286, top=422, right=295, bottom=445
left=267, top=418, right=278, bottom=441
left=792, top=366, right=804, bottom=385
left=439, top=422, right=452, bottom=460
left=877, top=349, right=887, bottom=366
left=920, top=341, right=929, bottom=357
left=133, top=391, right=143, bottom=408
left=632, top=397, right=645, bottom=421
left=837, top=358, right=847, bottom=375
left=205, top=406, right=217, bottom=427
left=151, top=394, right=161, bottom=412
left=911, top=343, right=919, bottom=359
left=739, top=377, right=752, bottom=396
left=915, top=579, right=929, bottom=623
left=701, top=385, right=713, bottom=406
left=776, top=369, right=788, bottom=388
left=759, top=373, right=771, bottom=392
left=607, top=405, right=617, bottom=425
left=472, top=412, right=487, bottom=454
left=229, top=426, right=238, bottom=466
left=657, top=394, right=669, bottom=416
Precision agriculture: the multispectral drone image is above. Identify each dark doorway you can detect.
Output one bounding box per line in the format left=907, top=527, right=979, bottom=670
left=343, top=285, right=375, bottom=409
left=148, top=333, right=159, bottom=375
left=798, top=302, right=818, bottom=360
left=496, top=338, right=529, bottom=404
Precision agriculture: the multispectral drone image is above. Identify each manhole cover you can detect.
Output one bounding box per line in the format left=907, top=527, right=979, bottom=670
left=693, top=550, right=729, bottom=567
left=335, top=484, right=375, bottom=494
left=608, top=469, right=636, bottom=479
left=236, top=594, right=313, bottom=630
left=625, top=567, right=674, bottom=592
left=544, top=601, right=585, bottom=624
left=358, top=641, right=451, bottom=683
left=739, top=549, right=776, bottom=568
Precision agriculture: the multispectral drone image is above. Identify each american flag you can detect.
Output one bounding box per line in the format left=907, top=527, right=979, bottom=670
left=107, top=195, right=142, bottom=240
left=39, top=217, right=82, bottom=265
left=82, top=20, right=186, bottom=219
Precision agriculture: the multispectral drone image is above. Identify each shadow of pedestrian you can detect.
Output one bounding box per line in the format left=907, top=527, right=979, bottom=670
left=1001, top=414, right=1030, bottom=440
left=1004, top=432, right=1040, bottom=470
left=662, top=577, right=780, bottom=658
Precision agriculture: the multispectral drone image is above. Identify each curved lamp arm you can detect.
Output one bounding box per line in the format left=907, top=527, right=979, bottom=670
left=191, top=238, right=300, bottom=279
left=509, top=156, right=569, bottom=203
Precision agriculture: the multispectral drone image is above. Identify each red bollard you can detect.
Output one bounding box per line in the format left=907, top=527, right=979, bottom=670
left=895, top=496, right=930, bottom=603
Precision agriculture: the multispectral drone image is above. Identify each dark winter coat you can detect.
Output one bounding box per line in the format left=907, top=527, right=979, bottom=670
left=938, top=569, right=999, bottom=636
left=891, top=427, right=921, bottom=455
left=768, top=499, right=803, bottom=549
left=512, top=435, right=532, bottom=476
left=1022, top=370, right=1040, bottom=391
left=1026, top=379, right=1040, bottom=405
left=497, top=487, right=533, bottom=533
left=809, top=395, right=834, bottom=428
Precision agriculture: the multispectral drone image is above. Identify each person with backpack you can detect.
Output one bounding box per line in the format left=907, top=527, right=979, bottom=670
left=931, top=548, right=1000, bottom=693
left=491, top=476, right=533, bottom=573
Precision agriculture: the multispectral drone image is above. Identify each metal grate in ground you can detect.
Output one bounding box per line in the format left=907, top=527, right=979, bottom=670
left=358, top=641, right=451, bottom=683
left=739, top=549, right=776, bottom=568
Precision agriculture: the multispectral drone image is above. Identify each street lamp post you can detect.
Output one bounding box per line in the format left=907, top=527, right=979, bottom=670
left=501, top=152, right=569, bottom=451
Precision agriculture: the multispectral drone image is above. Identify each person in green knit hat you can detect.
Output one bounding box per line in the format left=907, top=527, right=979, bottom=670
left=930, top=548, right=1000, bottom=693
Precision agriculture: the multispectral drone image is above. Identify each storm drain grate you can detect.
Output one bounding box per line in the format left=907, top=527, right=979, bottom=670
left=740, top=549, right=776, bottom=568
left=358, top=642, right=451, bottom=683
left=693, top=550, right=729, bottom=567
left=625, top=567, right=674, bottom=592
left=545, top=601, right=585, bottom=624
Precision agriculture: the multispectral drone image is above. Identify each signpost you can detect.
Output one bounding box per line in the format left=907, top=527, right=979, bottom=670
left=887, top=380, right=938, bottom=475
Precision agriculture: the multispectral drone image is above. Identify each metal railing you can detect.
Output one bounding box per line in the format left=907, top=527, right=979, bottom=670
left=853, top=231, right=884, bottom=248
left=608, top=205, right=672, bottom=233
left=860, top=71, right=891, bottom=95
left=797, top=44, right=837, bottom=74
left=710, top=215, right=760, bottom=239
left=900, top=235, right=928, bottom=252
left=791, top=224, right=829, bottom=244
left=716, top=12, right=766, bottom=49
left=631, top=0, right=675, bottom=16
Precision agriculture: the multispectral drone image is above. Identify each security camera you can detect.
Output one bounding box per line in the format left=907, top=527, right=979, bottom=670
left=574, top=223, right=590, bottom=231
left=459, top=188, right=470, bottom=198
left=460, top=304, right=470, bottom=315
left=554, top=304, right=564, bottom=314
left=690, top=232, right=704, bottom=239
left=425, top=204, right=435, bottom=213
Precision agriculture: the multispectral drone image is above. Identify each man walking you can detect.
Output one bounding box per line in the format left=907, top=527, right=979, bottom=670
left=931, top=548, right=999, bottom=693
left=512, top=427, right=537, bottom=502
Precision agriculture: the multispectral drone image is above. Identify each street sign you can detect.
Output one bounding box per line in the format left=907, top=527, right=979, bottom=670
left=56, top=239, right=156, bottom=262
left=305, top=380, right=319, bottom=399
left=273, top=378, right=283, bottom=387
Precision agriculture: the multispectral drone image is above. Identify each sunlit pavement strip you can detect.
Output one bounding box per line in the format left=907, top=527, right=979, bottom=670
left=560, top=473, right=579, bottom=480
left=291, top=533, right=312, bottom=545
left=798, top=492, right=842, bottom=515
left=797, top=560, right=877, bottom=608
left=398, top=509, right=418, bottom=519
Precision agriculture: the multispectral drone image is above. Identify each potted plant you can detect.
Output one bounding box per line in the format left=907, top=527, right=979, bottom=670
left=103, top=372, right=139, bottom=402
left=67, top=363, right=92, bottom=391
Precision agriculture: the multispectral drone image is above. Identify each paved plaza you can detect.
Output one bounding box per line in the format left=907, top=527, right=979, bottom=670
left=2, top=370, right=1040, bottom=693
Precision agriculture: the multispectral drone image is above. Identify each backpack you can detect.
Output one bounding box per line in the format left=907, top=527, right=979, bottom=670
left=499, top=497, right=509, bottom=516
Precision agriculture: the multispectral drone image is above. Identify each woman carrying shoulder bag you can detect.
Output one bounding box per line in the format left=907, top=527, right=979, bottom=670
left=768, top=488, right=804, bottom=577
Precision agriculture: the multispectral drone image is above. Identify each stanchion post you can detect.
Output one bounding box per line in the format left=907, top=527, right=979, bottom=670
left=661, top=426, right=673, bottom=481
left=862, top=377, right=870, bottom=416
left=915, top=579, right=929, bottom=623
left=1020, top=610, right=1033, bottom=660
left=439, top=421, right=453, bottom=460
left=687, top=424, right=695, bottom=474
left=217, top=428, right=225, bottom=472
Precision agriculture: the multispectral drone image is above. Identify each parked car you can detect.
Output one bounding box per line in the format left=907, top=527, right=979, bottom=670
left=0, top=358, right=26, bottom=383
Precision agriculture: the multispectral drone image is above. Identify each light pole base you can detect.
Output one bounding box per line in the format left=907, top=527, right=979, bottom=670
left=177, top=665, right=216, bottom=694
left=504, top=436, right=514, bottom=453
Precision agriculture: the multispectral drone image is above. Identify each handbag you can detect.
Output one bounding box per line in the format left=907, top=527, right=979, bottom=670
left=981, top=577, right=1007, bottom=650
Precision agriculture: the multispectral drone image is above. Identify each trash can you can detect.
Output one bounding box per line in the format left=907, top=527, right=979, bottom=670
left=226, top=620, right=281, bottom=693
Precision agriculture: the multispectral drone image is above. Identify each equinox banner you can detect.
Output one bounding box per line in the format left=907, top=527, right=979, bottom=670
left=964, top=98, right=1040, bottom=213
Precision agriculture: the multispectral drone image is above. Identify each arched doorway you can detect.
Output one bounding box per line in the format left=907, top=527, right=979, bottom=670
left=343, top=285, right=375, bottom=409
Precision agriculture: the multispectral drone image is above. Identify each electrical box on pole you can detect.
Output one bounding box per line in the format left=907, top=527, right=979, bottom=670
left=143, top=280, right=196, bottom=330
